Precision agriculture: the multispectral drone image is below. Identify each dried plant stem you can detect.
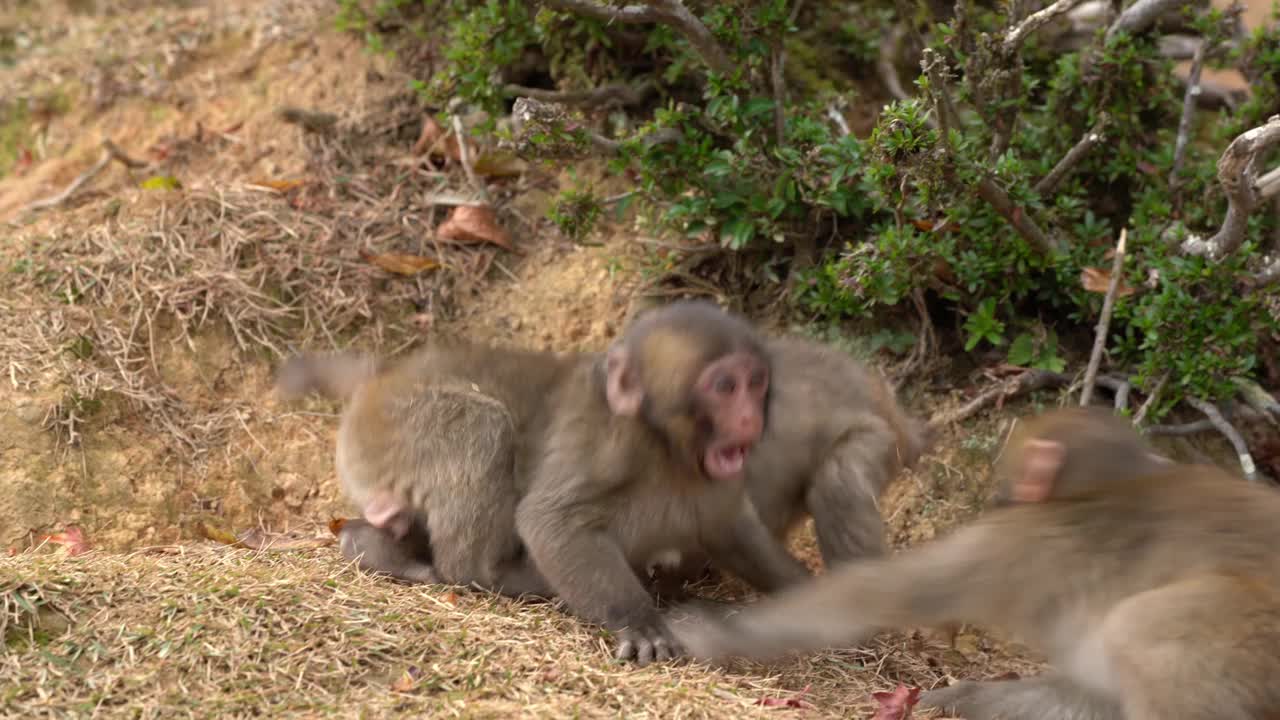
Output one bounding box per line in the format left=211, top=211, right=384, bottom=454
left=1080, top=229, right=1128, bottom=407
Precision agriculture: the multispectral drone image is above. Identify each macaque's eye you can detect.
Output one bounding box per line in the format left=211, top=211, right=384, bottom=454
left=714, top=375, right=736, bottom=395
left=749, top=369, right=767, bottom=390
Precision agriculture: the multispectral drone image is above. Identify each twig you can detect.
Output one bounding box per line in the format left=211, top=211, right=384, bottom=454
left=1181, top=115, right=1280, bottom=260
left=1004, top=0, right=1088, bottom=54
left=770, top=44, right=787, bottom=146
left=1169, top=40, right=1205, bottom=195
left=1034, top=116, right=1108, bottom=196
left=877, top=24, right=914, bottom=104
left=1080, top=229, right=1128, bottom=406
left=927, top=369, right=1063, bottom=429
left=826, top=106, right=851, bottom=136
left=1258, top=165, right=1280, bottom=199
left=1105, top=0, right=1197, bottom=41
left=1146, top=418, right=1217, bottom=436
left=922, top=50, right=1061, bottom=256
left=540, top=0, right=734, bottom=76
left=1187, top=397, right=1259, bottom=482
left=975, top=178, right=1063, bottom=255
left=1132, top=369, right=1171, bottom=426
left=451, top=115, right=490, bottom=205
left=18, top=139, right=149, bottom=216
left=501, top=81, right=651, bottom=108
left=1114, top=378, right=1132, bottom=412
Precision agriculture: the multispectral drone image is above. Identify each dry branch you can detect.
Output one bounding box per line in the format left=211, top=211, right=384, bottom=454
left=450, top=115, right=490, bottom=205
left=540, top=0, right=733, bottom=75
left=1034, top=116, right=1108, bottom=196
left=1004, top=0, right=1088, bottom=54
left=1259, top=165, right=1280, bottom=199
left=1105, top=0, right=1198, bottom=41
left=1081, top=229, right=1128, bottom=406
left=1181, top=115, right=1280, bottom=260
left=1132, top=370, right=1171, bottom=426
left=18, top=139, right=148, bottom=217
left=1169, top=41, right=1205, bottom=193
left=927, top=370, right=1064, bottom=428
left=501, top=81, right=652, bottom=108
left=276, top=106, right=339, bottom=134
left=1186, top=397, right=1260, bottom=482
left=922, top=50, right=1062, bottom=256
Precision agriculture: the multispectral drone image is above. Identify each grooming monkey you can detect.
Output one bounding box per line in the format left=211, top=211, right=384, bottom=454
left=669, top=406, right=1280, bottom=719
left=277, top=300, right=811, bottom=665
left=651, top=335, right=930, bottom=589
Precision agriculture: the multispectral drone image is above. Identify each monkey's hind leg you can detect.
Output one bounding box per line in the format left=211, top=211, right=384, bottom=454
left=416, top=390, right=555, bottom=600
left=920, top=674, right=1122, bottom=720
left=1101, top=574, right=1280, bottom=720
left=804, top=429, right=894, bottom=568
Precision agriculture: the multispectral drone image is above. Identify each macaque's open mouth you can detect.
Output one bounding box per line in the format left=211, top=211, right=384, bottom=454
left=704, top=444, right=750, bottom=479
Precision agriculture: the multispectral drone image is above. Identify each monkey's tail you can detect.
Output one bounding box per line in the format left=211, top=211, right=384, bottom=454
left=275, top=351, right=379, bottom=403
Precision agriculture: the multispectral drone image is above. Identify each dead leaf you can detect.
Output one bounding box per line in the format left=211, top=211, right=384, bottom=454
left=442, top=591, right=460, bottom=606
left=411, top=115, right=463, bottom=160
left=391, top=666, right=424, bottom=693
left=328, top=517, right=349, bottom=536
left=247, top=178, right=305, bottom=193
left=359, top=249, right=442, bottom=276
left=14, top=148, right=32, bottom=176
left=41, top=526, right=89, bottom=556
left=472, top=149, right=527, bottom=178
left=7, top=546, right=19, bottom=557
left=436, top=205, right=515, bottom=251
left=1080, top=267, right=1136, bottom=297
left=755, top=685, right=815, bottom=710
left=871, top=685, right=921, bottom=720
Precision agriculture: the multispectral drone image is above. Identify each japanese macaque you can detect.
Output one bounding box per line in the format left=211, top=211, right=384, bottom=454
left=651, top=336, right=930, bottom=587
left=668, top=406, right=1280, bottom=719
left=277, top=300, right=810, bottom=665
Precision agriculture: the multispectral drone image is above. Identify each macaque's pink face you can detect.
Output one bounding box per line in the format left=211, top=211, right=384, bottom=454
left=695, top=351, right=769, bottom=481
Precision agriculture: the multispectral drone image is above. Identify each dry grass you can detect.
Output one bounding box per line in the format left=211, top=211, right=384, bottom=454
left=1, top=541, right=1042, bottom=719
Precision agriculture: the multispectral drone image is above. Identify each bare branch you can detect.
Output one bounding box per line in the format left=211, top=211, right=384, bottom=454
left=277, top=106, right=339, bottom=134
left=1169, top=40, right=1205, bottom=193
left=1081, top=229, right=1128, bottom=406
left=1259, top=165, right=1280, bottom=200
left=1004, top=0, right=1088, bottom=54
left=1132, top=369, right=1171, bottom=426
left=1114, top=378, right=1132, bottom=411
left=1252, top=257, right=1280, bottom=287
left=540, top=0, right=734, bottom=76
left=927, top=370, right=1064, bottom=429
left=921, top=50, right=1062, bottom=256
left=502, top=81, right=652, bottom=108
left=1034, top=116, right=1109, bottom=196
left=975, top=179, right=1063, bottom=255
left=1181, top=115, right=1280, bottom=260
left=18, top=138, right=149, bottom=217
left=1187, top=397, right=1260, bottom=482
left=451, top=115, right=490, bottom=205
left=878, top=24, right=915, bottom=104
left=770, top=46, right=787, bottom=146
left=1105, top=0, right=1198, bottom=41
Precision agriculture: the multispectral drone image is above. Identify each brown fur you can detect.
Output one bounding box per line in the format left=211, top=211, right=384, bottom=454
left=670, top=406, right=1280, bottom=719
left=277, top=300, right=809, bottom=666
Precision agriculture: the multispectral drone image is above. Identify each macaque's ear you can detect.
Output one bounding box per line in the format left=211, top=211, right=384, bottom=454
left=1014, top=438, right=1066, bottom=503
left=605, top=347, right=644, bottom=417
left=363, top=490, right=410, bottom=539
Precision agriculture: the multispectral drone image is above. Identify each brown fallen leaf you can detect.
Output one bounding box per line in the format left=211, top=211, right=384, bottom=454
left=7, top=546, right=19, bottom=557
left=328, top=517, right=349, bottom=536
left=359, top=249, right=441, bottom=276
left=411, top=115, right=463, bottom=161
left=442, top=591, right=460, bottom=606
left=436, top=205, right=515, bottom=251
left=248, top=178, right=305, bottom=192
left=1080, top=267, right=1136, bottom=297
left=391, top=666, right=424, bottom=693
left=871, top=685, right=921, bottom=720
left=41, top=526, right=90, bottom=556
left=755, top=685, right=815, bottom=710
